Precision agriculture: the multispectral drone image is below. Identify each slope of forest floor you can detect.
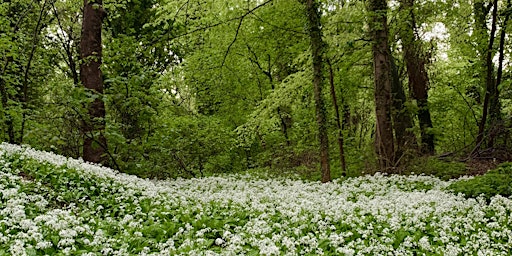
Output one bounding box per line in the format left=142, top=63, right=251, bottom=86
left=1, top=143, right=511, bottom=255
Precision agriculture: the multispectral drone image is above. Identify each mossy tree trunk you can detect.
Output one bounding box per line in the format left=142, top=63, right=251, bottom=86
left=302, top=0, right=331, bottom=182
left=399, top=0, right=435, bottom=155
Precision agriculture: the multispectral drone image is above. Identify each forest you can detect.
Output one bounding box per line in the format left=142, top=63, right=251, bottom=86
left=1, top=0, right=512, bottom=254
left=1, top=0, right=511, bottom=180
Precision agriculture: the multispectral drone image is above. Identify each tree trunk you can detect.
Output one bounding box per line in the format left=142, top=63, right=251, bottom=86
left=80, top=0, right=107, bottom=163
left=303, top=0, right=331, bottom=182
left=473, top=1, right=491, bottom=95
left=399, top=0, right=434, bottom=155
left=488, top=0, right=509, bottom=147
left=327, top=59, right=347, bottom=176
left=390, top=56, right=417, bottom=160
left=368, top=0, right=395, bottom=171
left=475, top=0, right=498, bottom=152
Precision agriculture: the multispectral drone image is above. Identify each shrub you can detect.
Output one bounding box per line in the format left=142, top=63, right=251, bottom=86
left=447, top=162, right=512, bottom=200
left=404, top=157, right=467, bottom=180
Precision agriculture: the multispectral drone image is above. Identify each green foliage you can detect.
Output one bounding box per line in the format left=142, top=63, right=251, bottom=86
left=429, top=61, right=481, bottom=152
left=23, top=77, right=87, bottom=158
left=125, top=115, right=242, bottom=179
left=404, top=157, right=467, bottom=180
left=448, top=162, right=512, bottom=200
left=3, top=0, right=512, bottom=180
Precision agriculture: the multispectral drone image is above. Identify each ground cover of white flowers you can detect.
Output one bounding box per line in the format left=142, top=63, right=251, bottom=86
left=1, top=143, right=512, bottom=256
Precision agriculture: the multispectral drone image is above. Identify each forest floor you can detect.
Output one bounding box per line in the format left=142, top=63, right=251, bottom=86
left=463, top=148, right=512, bottom=175
left=1, top=143, right=512, bottom=255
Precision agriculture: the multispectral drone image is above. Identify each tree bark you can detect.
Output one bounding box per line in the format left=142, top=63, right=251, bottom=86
left=303, top=0, right=331, bottom=182
left=368, top=0, right=395, bottom=170
left=327, top=59, right=347, bottom=176
left=80, top=0, right=107, bottom=163
left=399, top=0, right=434, bottom=155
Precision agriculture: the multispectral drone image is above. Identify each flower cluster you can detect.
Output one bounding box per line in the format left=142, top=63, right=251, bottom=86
left=1, top=143, right=511, bottom=255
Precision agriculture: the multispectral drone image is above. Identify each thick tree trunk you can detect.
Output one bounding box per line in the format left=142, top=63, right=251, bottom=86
left=399, top=0, right=434, bottom=155
left=303, top=0, right=331, bottom=182
left=368, top=0, right=395, bottom=170
left=475, top=0, right=498, bottom=152
left=390, top=56, right=417, bottom=159
left=80, top=0, right=107, bottom=163
left=327, top=59, right=347, bottom=176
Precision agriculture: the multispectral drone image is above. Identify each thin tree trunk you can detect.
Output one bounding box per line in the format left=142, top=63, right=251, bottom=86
left=368, top=0, right=395, bottom=171
left=496, top=0, right=510, bottom=88
left=52, top=2, right=80, bottom=86
left=475, top=0, right=498, bottom=153
left=399, top=0, right=434, bottom=155
left=327, top=59, right=347, bottom=176
left=80, top=0, right=107, bottom=163
left=303, top=0, right=331, bottom=182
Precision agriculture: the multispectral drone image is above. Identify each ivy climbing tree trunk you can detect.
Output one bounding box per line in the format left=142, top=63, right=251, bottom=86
left=302, top=0, right=331, bottom=182
left=399, top=0, right=434, bottom=154
left=390, top=56, right=417, bottom=160
left=80, top=0, right=107, bottom=164
left=368, top=0, right=395, bottom=170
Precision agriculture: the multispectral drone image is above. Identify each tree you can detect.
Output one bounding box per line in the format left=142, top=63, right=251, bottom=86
left=399, top=0, right=435, bottom=154
left=474, top=0, right=508, bottom=152
left=327, top=58, right=347, bottom=176
left=102, top=0, right=170, bottom=171
left=301, top=0, right=331, bottom=182
left=0, top=0, right=51, bottom=144
left=80, top=0, right=107, bottom=163
left=489, top=0, right=511, bottom=147
left=367, top=0, right=395, bottom=170
left=390, top=56, right=417, bottom=159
